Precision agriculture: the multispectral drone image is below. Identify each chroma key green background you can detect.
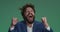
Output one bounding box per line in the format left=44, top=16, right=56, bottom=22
left=0, top=0, right=60, bottom=32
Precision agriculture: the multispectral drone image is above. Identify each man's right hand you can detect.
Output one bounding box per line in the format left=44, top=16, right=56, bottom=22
left=10, top=17, right=18, bottom=30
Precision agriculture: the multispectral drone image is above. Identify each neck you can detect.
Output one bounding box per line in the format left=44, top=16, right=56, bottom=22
left=26, top=21, right=33, bottom=27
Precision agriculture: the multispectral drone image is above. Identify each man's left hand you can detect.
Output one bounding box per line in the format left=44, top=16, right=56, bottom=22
left=41, top=17, right=49, bottom=28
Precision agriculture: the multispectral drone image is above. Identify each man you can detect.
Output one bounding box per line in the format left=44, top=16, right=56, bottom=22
left=8, top=4, right=53, bottom=32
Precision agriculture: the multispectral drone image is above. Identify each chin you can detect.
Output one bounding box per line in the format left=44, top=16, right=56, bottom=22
left=27, top=19, right=34, bottom=24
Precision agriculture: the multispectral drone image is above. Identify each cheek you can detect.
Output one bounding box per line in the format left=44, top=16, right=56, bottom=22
left=32, top=12, right=35, bottom=16
left=33, top=13, right=35, bottom=15
left=24, top=13, right=28, bottom=17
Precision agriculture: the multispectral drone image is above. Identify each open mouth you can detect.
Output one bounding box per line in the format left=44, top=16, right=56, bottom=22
left=29, top=16, right=33, bottom=18
left=26, top=15, right=34, bottom=24
left=28, top=15, right=33, bottom=18
left=27, top=13, right=34, bottom=21
left=28, top=15, right=33, bottom=20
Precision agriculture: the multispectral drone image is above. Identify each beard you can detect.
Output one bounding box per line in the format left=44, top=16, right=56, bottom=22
left=23, top=15, right=35, bottom=24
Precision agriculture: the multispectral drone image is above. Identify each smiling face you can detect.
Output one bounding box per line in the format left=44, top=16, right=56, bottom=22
left=24, top=7, right=35, bottom=24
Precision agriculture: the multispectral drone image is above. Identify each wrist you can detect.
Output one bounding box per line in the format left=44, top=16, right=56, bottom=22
left=44, top=23, right=49, bottom=28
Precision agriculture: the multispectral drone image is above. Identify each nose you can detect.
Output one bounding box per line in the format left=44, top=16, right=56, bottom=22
left=28, top=12, right=32, bottom=15
left=29, top=12, right=34, bottom=16
left=29, top=11, right=33, bottom=14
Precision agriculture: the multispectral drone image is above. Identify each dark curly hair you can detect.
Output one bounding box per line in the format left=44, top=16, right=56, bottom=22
left=20, top=3, right=35, bottom=16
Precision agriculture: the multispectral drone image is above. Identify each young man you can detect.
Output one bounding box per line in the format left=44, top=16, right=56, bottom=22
left=8, top=4, right=53, bottom=32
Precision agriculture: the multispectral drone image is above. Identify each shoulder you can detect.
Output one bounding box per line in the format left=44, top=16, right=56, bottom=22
left=34, top=20, right=43, bottom=25
left=34, top=20, right=44, bottom=27
left=15, top=20, right=25, bottom=26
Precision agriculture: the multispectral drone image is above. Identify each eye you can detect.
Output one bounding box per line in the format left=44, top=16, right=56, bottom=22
left=26, top=10, right=30, bottom=13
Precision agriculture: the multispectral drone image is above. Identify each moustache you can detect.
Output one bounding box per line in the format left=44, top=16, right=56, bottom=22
left=27, top=13, right=34, bottom=17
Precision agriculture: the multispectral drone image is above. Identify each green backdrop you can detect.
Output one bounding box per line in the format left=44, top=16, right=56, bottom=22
left=0, top=0, right=60, bottom=32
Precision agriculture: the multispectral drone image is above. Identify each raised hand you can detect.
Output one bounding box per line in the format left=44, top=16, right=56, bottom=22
left=41, top=17, right=49, bottom=28
left=11, top=17, right=18, bottom=28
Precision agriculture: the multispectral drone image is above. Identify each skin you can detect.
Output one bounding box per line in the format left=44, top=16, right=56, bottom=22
left=11, top=7, right=49, bottom=28
left=24, top=7, right=35, bottom=27
left=42, top=17, right=49, bottom=28
left=11, top=17, right=18, bottom=28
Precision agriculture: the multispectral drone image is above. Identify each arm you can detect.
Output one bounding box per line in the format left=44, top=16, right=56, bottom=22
left=8, top=17, right=18, bottom=32
left=8, top=24, right=18, bottom=32
left=41, top=17, right=53, bottom=32
left=43, top=26, right=53, bottom=32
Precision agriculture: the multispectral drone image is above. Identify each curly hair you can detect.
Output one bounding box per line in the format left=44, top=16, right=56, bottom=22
left=20, top=3, right=35, bottom=17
